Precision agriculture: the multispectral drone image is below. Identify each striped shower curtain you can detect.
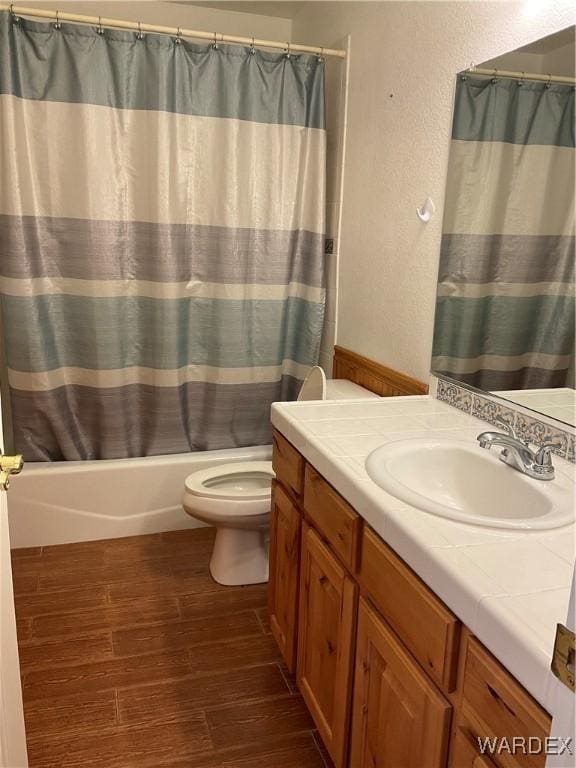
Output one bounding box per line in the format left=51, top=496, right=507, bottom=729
left=0, top=12, right=326, bottom=461
left=432, top=75, right=575, bottom=390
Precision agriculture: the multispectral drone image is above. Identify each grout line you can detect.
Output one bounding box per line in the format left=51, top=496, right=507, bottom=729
left=277, top=663, right=298, bottom=696
left=254, top=607, right=267, bottom=635
left=201, top=691, right=299, bottom=719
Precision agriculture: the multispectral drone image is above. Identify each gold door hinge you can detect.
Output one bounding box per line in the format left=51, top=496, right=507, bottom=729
left=551, top=623, right=575, bottom=692
left=0, top=452, right=23, bottom=491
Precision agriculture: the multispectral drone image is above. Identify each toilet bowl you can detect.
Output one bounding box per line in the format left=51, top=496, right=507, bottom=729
left=182, top=366, right=379, bottom=586
left=182, top=461, right=275, bottom=585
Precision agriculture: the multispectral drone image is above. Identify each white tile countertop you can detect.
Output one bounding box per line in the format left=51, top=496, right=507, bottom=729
left=271, top=395, right=576, bottom=713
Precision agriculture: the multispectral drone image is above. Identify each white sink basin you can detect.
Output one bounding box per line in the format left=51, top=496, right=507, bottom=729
left=365, top=439, right=574, bottom=530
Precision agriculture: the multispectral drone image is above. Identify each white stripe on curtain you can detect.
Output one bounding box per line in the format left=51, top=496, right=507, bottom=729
left=0, top=277, right=325, bottom=302
left=8, top=360, right=312, bottom=391
left=443, top=139, right=575, bottom=236
left=0, top=94, right=326, bottom=234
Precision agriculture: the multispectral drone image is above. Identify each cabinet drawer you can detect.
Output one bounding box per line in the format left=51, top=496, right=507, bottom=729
left=303, top=465, right=362, bottom=572
left=451, top=722, right=498, bottom=768
left=460, top=637, right=550, bottom=768
left=272, top=430, right=304, bottom=499
left=359, top=527, right=460, bottom=692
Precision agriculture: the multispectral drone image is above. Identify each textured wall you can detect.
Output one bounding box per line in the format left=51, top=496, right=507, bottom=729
left=27, top=1, right=292, bottom=42
left=292, top=1, right=576, bottom=382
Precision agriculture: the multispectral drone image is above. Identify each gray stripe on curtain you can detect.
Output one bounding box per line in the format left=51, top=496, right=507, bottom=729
left=0, top=13, right=325, bottom=129
left=438, top=234, right=575, bottom=284
left=10, top=378, right=301, bottom=461
left=0, top=216, right=325, bottom=286
left=452, top=76, right=575, bottom=147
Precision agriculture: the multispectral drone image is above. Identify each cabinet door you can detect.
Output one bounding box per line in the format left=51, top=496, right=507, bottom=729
left=297, top=522, right=358, bottom=768
left=350, top=598, right=452, bottom=768
left=268, top=480, right=301, bottom=673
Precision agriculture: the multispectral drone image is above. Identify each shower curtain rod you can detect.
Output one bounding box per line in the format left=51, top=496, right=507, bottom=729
left=470, top=66, right=575, bottom=85
left=0, top=3, right=347, bottom=58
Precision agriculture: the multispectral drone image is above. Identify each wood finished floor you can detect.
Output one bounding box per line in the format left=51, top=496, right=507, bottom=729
left=11, top=528, right=332, bottom=768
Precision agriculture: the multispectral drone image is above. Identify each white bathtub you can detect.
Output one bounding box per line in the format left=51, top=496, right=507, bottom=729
left=8, top=444, right=272, bottom=549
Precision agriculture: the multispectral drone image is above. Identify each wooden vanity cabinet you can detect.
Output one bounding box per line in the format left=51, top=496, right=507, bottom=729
left=297, top=522, right=358, bottom=767
left=268, top=430, right=552, bottom=768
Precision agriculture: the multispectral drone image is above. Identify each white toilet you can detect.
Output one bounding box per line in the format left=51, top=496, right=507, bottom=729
left=182, top=461, right=275, bottom=586
left=181, top=367, right=378, bottom=586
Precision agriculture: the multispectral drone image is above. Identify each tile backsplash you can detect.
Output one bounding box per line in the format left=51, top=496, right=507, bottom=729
left=436, top=378, right=575, bottom=463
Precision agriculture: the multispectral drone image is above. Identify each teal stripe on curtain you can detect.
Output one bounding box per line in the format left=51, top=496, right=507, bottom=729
left=0, top=11, right=327, bottom=461
left=0, top=13, right=325, bottom=128
left=433, top=295, right=575, bottom=358
left=452, top=75, right=575, bottom=147
left=2, top=295, right=324, bottom=371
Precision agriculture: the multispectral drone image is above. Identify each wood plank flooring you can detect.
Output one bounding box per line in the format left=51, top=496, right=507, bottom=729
left=11, top=528, right=332, bottom=768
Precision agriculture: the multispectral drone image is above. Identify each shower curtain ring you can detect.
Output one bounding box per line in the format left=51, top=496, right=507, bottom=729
left=53, top=9, right=61, bottom=30
left=136, top=21, right=144, bottom=40
left=249, top=36, right=256, bottom=55
left=175, top=27, right=182, bottom=45
left=491, top=68, right=498, bottom=84
left=285, top=41, right=291, bottom=59
left=545, top=73, right=552, bottom=89
left=212, top=31, right=219, bottom=50
left=9, top=3, right=20, bottom=22
left=97, top=16, right=104, bottom=35
left=316, top=46, right=324, bottom=62
left=517, top=71, right=525, bottom=87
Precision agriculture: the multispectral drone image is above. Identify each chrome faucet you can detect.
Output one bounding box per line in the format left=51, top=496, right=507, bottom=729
left=477, top=418, right=560, bottom=481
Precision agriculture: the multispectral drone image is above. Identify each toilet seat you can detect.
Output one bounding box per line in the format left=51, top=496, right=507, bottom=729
left=184, top=461, right=274, bottom=502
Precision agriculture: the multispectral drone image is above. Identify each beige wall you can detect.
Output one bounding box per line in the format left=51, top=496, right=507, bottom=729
left=292, top=1, right=576, bottom=383
left=29, top=1, right=292, bottom=40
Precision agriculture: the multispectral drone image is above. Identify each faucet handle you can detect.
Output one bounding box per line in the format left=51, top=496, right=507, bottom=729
left=534, top=441, right=563, bottom=467
left=494, top=416, right=518, bottom=439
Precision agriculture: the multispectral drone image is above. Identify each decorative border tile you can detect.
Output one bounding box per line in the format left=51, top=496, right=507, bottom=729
left=435, top=377, right=575, bottom=463
left=471, top=394, right=516, bottom=433
left=437, top=379, right=473, bottom=414
left=514, top=412, right=570, bottom=458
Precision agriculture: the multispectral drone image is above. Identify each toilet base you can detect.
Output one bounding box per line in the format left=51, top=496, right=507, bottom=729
left=209, top=526, right=269, bottom=586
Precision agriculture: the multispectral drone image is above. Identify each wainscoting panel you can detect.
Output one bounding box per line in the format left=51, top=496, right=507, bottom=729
left=332, top=346, right=428, bottom=397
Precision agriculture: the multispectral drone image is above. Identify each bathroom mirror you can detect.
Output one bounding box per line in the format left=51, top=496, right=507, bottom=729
left=431, top=26, right=576, bottom=427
